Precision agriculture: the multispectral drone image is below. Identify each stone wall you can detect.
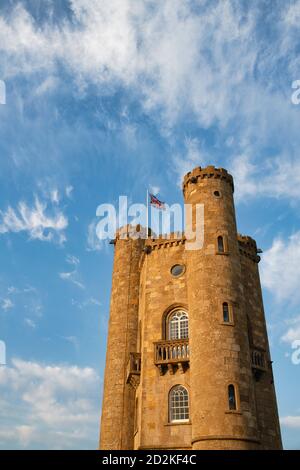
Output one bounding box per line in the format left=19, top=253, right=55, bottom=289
left=99, top=166, right=282, bottom=450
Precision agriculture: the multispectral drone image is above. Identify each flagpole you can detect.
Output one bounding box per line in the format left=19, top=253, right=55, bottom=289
left=146, top=189, right=149, bottom=239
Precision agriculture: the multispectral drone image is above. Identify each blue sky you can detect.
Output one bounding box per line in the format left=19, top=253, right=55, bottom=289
left=0, top=0, right=300, bottom=449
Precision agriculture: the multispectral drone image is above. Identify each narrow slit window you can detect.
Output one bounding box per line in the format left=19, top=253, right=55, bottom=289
left=223, top=302, right=230, bottom=322
left=218, top=236, right=225, bottom=253
left=228, top=384, right=237, bottom=410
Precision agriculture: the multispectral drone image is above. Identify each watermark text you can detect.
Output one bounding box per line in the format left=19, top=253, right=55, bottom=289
left=0, top=80, right=6, bottom=105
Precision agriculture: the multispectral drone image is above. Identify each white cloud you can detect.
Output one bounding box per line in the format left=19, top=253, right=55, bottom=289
left=0, top=358, right=100, bottom=449
left=0, top=1, right=259, bottom=128
left=173, top=137, right=209, bottom=185
left=86, top=219, right=103, bottom=252
left=50, top=189, right=60, bottom=204
left=1, top=298, right=14, bottom=311
left=60, top=254, right=84, bottom=289
left=2, top=0, right=300, bottom=203
left=65, top=186, right=73, bottom=199
left=0, top=197, right=68, bottom=244
left=7, top=285, right=36, bottom=295
left=280, top=416, right=300, bottom=428
left=34, top=76, right=59, bottom=97
left=283, top=1, right=300, bottom=28
left=281, top=316, right=300, bottom=345
left=71, top=297, right=101, bottom=310
left=149, top=185, right=160, bottom=196
left=88, top=297, right=101, bottom=307
left=66, top=254, right=80, bottom=266
left=230, top=155, right=300, bottom=202
left=260, top=232, right=300, bottom=302
left=59, top=271, right=85, bottom=290
left=62, top=336, right=79, bottom=349
left=24, top=318, right=36, bottom=329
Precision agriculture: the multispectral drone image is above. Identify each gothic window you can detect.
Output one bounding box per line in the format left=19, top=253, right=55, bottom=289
left=169, top=385, right=189, bottom=422
left=218, top=236, right=225, bottom=253
left=228, top=384, right=237, bottom=410
left=168, top=310, right=189, bottom=340
left=223, top=302, right=230, bottom=322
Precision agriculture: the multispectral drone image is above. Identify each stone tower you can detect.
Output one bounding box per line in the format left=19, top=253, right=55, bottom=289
left=99, top=165, right=282, bottom=450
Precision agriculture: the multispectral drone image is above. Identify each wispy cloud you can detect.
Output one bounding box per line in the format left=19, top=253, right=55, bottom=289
left=24, top=318, right=36, bottom=329
left=1, top=298, right=14, bottom=311
left=149, top=185, right=160, bottom=196
left=86, top=219, right=103, bottom=252
left=66, top=255, right=80, bottom=266
left=0, top=1, right=266, bottom=128
left=59, top=272, right=85, bottom=290
left=0, top=197, right=68, bottom=244
left=7, top=286, right=36, bottom=295
left=71, top=297, right=101, bottom=310
left=65, top=186, right=73, bottom=199
left=0, top=358, right=100, bottom=449
left=281, top=315, right=300, bottom=345
left=280, top=416, right=300, bottom=428
left=229, top=155, right=300, bottom=202
left=173, top=137, right=209, bottom=185
left=1, top=1, right=300, bottom=199
left=50, top=189, right=59, bottom=205
left=59, top=254, right=84, bottom=289
left=261, top=232, right=300, bottom=303
left=62, top=336, right=79, bottom=350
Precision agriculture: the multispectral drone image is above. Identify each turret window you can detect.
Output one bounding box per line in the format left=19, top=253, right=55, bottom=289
left=169, top=385, right=189, bottom=422
left=228, top=384, right=237, bottom=410
left=169, top=310, right=189, bottom=340
left=218, top=236, right=225, bottom=253
left=223, top=302, right=230, bottom=322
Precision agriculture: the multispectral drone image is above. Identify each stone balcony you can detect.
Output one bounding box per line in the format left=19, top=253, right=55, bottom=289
left=251, top=348, right=267, bottom=381
left=154, top=338, right=189, bottom=375
left=126, top=352, right=141, bottom=389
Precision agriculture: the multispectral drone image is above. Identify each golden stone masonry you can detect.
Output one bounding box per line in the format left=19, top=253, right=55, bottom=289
left=99, top=165, right=282, bottom=450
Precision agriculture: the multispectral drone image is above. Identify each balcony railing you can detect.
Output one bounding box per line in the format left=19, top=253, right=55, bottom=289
left=251, top=349, right=266, bottom=370
left=126, top=352, right=141, bottom=389
left=154, top=339, right=189, bottom=375
left=251, top=348, right=267, bottom=381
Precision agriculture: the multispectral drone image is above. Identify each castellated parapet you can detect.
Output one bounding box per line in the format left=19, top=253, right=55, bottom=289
left=99, top=166, right=282, bottom=450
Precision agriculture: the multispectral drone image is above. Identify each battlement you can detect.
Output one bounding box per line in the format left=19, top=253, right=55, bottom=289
left=114, top=224, right=151, bottom=241
left=238, top=234, right=261, bottom=263
left=183, top=165, right=234, bottom=194
left=145, top=232, right=185, bottom=252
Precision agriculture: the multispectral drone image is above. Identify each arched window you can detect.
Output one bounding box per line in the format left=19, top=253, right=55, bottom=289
left=223, top=302, right=230, bottom=322
left=228, top=384, right=237, bottom=410
left=218, top=236, right=225, bottom=253
left=169, top=385, right=189, bottom=422
left=168, top=310, right=189, bottom=340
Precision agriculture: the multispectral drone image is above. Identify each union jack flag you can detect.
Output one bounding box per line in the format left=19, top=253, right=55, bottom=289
left=149, top=193, right=166, bottom=210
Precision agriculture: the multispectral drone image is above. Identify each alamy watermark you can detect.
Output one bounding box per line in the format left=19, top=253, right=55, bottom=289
left=291, top=339, right=300, bottom=365
left=94, top=197, right=204, bottom=250
left=0, top=340, right=6, bottom=366
left=291, top=80, right=300, bottom=105
left=0, top=80, right=6, bottom=105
